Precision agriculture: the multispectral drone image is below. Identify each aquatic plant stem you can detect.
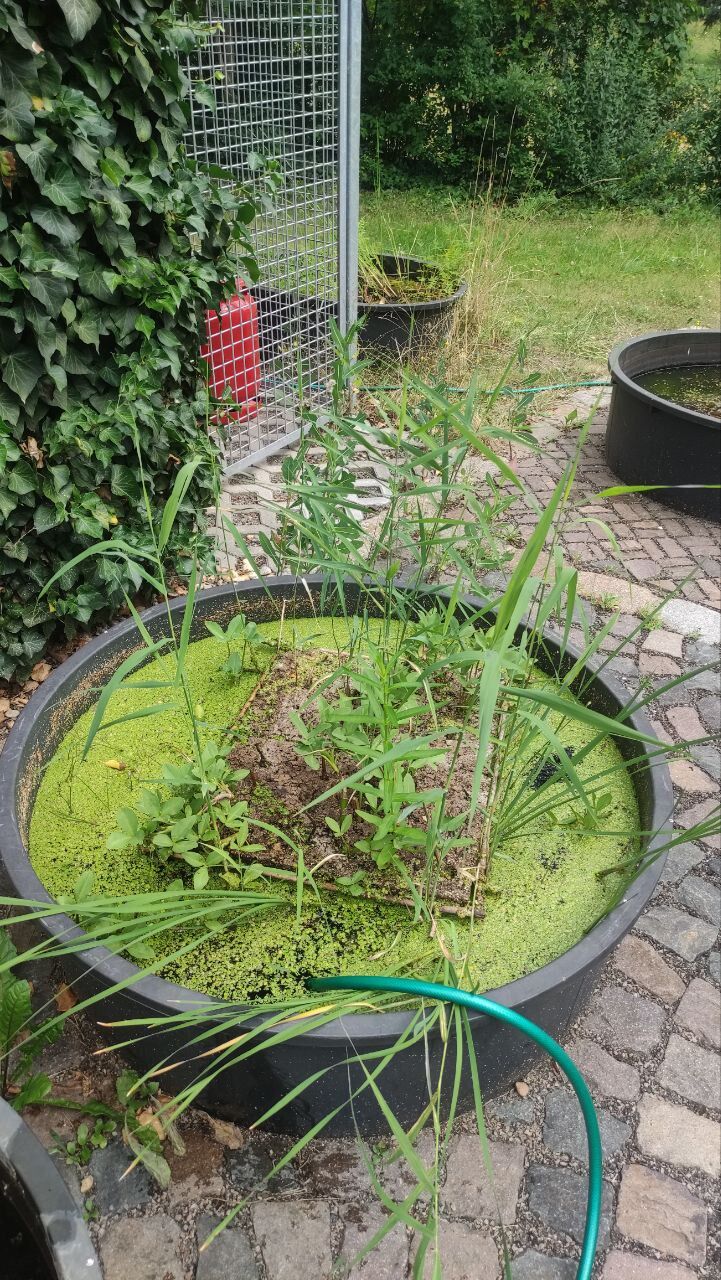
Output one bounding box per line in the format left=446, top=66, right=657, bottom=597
left=308, top=974, right=602, bottom=1280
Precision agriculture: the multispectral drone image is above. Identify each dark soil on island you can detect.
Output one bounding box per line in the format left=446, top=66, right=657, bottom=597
left=227, top=649, right=487, bottom=915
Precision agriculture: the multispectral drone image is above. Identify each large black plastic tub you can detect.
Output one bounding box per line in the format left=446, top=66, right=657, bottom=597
left=0, top=579, right=672, bottom=1136
left=606, top=329, right=721, bottom=521
left=359, top=255, right=467, bottom=360
left=0, top=1097, right=98, bottom=1279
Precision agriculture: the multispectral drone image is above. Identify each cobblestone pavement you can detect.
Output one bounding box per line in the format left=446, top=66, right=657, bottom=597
left=12, top=389, right=721, bottom=1278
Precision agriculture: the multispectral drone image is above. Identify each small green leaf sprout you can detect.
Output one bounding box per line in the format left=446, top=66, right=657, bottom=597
left=206, top=611, right=265, bottom=677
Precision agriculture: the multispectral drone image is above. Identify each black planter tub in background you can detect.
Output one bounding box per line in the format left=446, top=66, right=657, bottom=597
left=358, top=255, right=467, bottom=360
left=0, top=1097, right=98, bottom=1279
left=606, top=329, right=721, bottom=521
left=0, top=579, right=671, bottom=1137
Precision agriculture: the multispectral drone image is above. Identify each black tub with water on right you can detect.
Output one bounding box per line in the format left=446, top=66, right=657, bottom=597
left=606, top=329, right=721, bottom=521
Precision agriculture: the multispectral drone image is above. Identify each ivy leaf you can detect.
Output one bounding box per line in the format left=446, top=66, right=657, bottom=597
left=16, top=137, right=56, bottom=184
left=0, top=100, right=35, bottom=142
left=68, top=57, right=111, bottom=100
left=34, top=503, right=64, bottom=533
left=99, top=149, right=128, bottom=188
left=22, top=271, right=69, bottom=317
left=77, top=255, right=115, bottom=302
left=73, top=313, right=100, bottom=347
left=43, top=163, right=85, bottom=212
left=69, top=137, right=99, bottom=172
left=56, top=0, right=101, bottom=42
left=30, top=205, right=81, bottom=245
left=0, top=384, right=20, bottom=425
left=29, top=312, right=60, bottom=367
left=0, top=266, right=20, bottom=289
left=193, top=81, right=216, bottom=112
left=3, top=347, right=43, bottom=403
left=134, top=112, right=151, bottom=143
left=132, top=49, right=153, bottom=92
left=134, top=314, right=155, bottom=338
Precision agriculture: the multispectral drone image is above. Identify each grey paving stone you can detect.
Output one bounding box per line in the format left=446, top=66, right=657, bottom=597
left=100, top=1214, right=183, bottom=1280
left=677, top=798, right=721, bottom=852
left=89, top=1141, right=155, bottom=1215
left=441, top=1136, right=524, bottom=1223
left=196, top=1214, right=260, bottom=1280
left=484, top=1093, right=535, bottom=1125
left=616, top=1164, right=707, bottom=1266
left=642, top=629, right=684, bottom=657
left=565, top=1038, right=640, bottom=1102
left=301, top=1140, right=370, bottom=1200
left=581, top=984, right=665, bottom=1055
left=527, top=1165, right=613, bottom=1250
left=674, top=976, right=721, bottom=1049
left=659, top=842, right=706, bottom=885
left=412, top=1220, right=499, bottom=1280
left=225, top=1137, right=299, bottom=1194
left=708, top=950, right=721, bottom=983
left=167, top=1127, right=225, bottom=1206
left=601, top=1251, right=695, bottom=1279
left=686, top=637, right=721, bottom=668
left=657, top=1034, right=721, bottom=1111
left=690, top=742, right=721, bottom=783
left=375, top=1130, right=437, bottom=1204
left=677, top=873, right=721, bottom=926
left=337, top=1204, right=410, bottom=1279
left=543, top=1088, right=630, bottom=1165
left=252, top=1200, right=332, bottom=1280
left=637, top=1094, right=720, bottom=1178
left=636, top=904, right=717, bottom=960
left=697, top=693, right=721, bottom=733
left=510, top=1249, right=575, bottom=1280
left=686, top=634, right=717, bottom=665
left=614, top=935, right=685, bottom=1003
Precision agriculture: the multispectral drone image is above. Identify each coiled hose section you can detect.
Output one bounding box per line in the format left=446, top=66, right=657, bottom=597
left=308, top=974, right=602, bottom=1280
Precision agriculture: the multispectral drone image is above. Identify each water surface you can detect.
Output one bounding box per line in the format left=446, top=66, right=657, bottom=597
left=636, top=364, right=721, bottom=418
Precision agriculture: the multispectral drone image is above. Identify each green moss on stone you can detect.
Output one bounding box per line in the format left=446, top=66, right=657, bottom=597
left=29, top=618, right=637, bottom=1003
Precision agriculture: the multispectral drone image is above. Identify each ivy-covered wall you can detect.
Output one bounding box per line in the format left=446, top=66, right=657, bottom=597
left=0, top=0, right=260, bottom=680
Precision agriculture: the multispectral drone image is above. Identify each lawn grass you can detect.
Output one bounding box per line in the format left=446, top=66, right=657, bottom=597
left=360, top=191, right=720, bottom=389
left=686, top=18, right=720, bottom=79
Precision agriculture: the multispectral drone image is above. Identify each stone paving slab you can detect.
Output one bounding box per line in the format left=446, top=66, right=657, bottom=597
left=6, top=386, right=720, bottom=1279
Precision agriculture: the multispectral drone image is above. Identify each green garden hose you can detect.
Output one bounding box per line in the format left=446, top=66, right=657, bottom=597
left=358, top=379, right=612, bottom=395
left=308, top=974, right=602, bottom=1280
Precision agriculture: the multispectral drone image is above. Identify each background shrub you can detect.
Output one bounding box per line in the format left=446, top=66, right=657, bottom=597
left=0, top=0, right=260, bottom=681
left=360, top=0, right=715, bottom=203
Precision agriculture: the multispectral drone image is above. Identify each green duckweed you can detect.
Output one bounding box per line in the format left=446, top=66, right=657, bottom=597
left=29, top=618, right=637, bottom=1002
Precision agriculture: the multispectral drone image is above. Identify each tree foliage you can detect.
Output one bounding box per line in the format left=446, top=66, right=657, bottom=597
left=0, top=0, right=260, bottom=680
left=360, top=0, right=709, bottom=198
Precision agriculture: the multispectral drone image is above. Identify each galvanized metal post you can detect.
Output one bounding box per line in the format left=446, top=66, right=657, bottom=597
left=338, top=0, right=361, bottom=341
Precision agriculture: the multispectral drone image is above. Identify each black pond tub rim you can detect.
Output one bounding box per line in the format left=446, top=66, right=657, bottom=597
left=359, top=253, right=468, bottom=318
left=0, top=577, right=671, bottom=1058
left=0, top=1095, right=98, bottom=1279
left=608, top=327, right=721, bottom=429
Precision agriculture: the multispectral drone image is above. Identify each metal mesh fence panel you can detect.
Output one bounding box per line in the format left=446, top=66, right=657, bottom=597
left=185, top=1, right=358, bottom=474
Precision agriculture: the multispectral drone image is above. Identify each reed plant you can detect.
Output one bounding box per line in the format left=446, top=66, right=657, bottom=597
left=1, top=333, right=718, bottom=1275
